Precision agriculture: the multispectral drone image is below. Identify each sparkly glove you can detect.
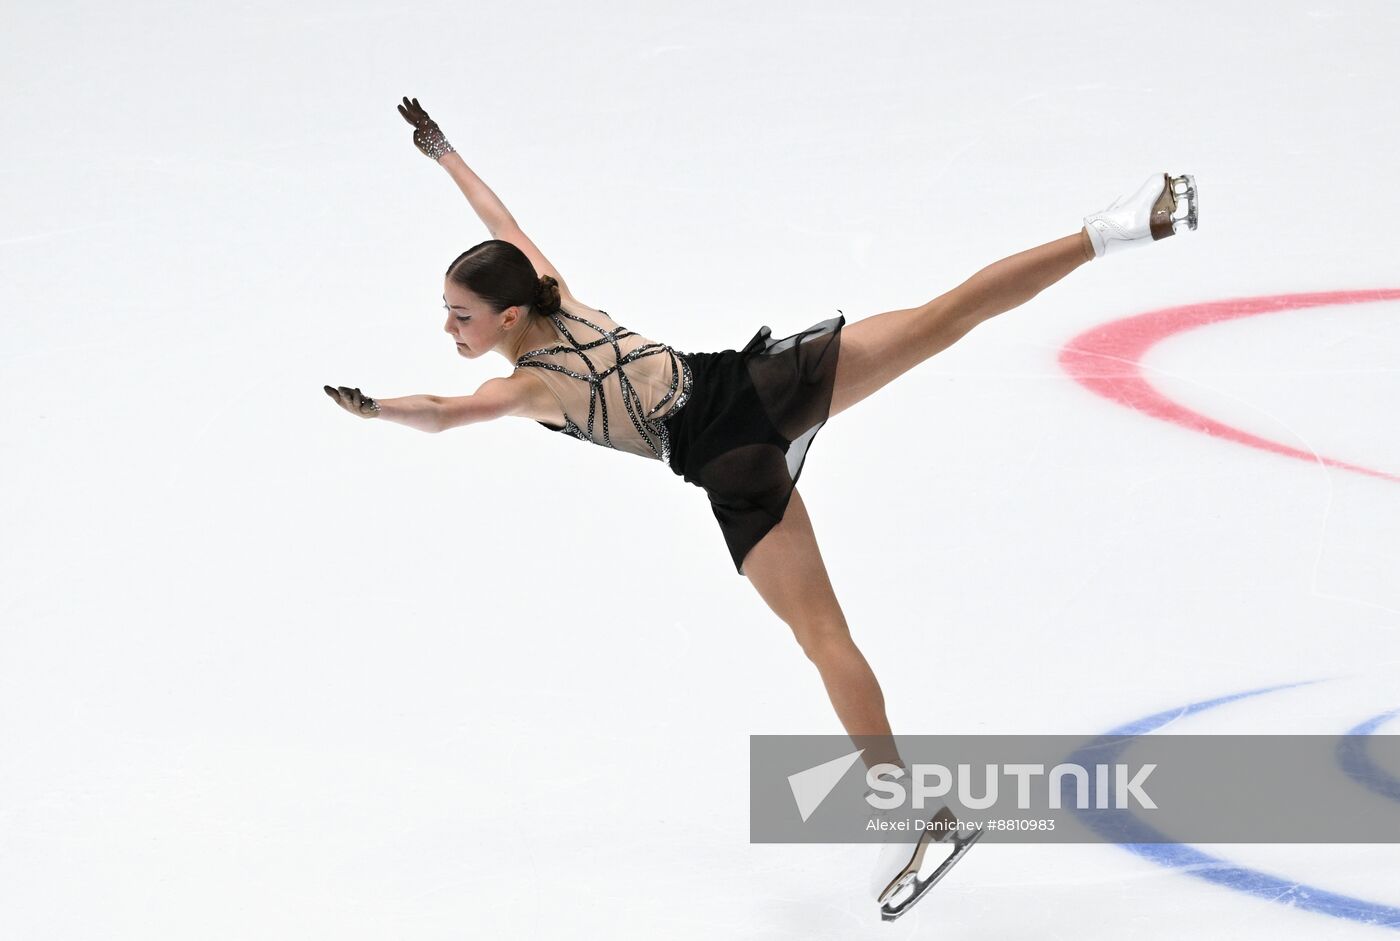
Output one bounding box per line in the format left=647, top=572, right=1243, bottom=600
left=323, top=384, right=381, bottom=418
left=397, top=96, right=456, bottom=162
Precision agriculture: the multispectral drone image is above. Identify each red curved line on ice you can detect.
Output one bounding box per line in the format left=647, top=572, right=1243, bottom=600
left=1058, top=289, right=1400, bottom=483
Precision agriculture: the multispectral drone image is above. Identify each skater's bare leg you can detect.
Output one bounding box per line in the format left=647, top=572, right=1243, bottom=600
left=742, top=487, right=904, bottom=772
left=828, top=229, right=1096, bottom=419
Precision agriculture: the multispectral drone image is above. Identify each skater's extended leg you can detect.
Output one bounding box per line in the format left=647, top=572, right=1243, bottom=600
left=828, top=229, right=1095, bottom=418
left=742, top=487, right=903, bottom=771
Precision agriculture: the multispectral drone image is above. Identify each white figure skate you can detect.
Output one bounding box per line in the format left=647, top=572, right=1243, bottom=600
left=869, top=803, right=985, bottom=922
left=1083, top=172, right=1198, bottom=258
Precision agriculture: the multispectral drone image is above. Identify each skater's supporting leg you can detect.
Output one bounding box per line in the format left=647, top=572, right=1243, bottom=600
left=743, top=487, right=904, bottom=771
left=828, top=229, right=1094, bottom=419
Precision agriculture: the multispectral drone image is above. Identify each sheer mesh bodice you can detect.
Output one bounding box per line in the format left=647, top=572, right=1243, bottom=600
left=513, top=299, right=693, bottom=464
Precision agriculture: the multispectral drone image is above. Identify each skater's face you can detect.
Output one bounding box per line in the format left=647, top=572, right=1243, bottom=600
left=442, top=281, right=523, bottom=359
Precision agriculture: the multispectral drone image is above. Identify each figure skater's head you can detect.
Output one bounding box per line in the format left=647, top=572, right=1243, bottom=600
left=442, top=239, right=562, bottom=359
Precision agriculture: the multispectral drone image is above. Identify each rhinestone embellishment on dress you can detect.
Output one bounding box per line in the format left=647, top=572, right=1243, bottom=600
left=516, top=310, right=693, bottom=465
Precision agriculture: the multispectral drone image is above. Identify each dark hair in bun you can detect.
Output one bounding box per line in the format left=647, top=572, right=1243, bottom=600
left=534, top=273, right=562, bottom=316
left=445, top=239, right=562, bottom=318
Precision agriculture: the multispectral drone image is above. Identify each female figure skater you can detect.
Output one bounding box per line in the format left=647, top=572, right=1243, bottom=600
left=324, top=97, right=1199, bottom=921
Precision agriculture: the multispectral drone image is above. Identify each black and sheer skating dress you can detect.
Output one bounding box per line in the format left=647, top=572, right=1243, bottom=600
left=515, top=296, right=845, bottom=575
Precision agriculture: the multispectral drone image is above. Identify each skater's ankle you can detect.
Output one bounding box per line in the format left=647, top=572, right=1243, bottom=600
left=863, top=758, right=907, bottom=778
left=1079, top=227, right=1096, bottom=261
left=853, top=735, right=905, bottom=774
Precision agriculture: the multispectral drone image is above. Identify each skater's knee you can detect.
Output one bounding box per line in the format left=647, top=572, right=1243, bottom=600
left=795, top=620, right=855, bottom=662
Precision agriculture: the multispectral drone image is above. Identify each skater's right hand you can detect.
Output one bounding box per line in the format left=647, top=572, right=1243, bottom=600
left=397, top=96, right=456, bottom=162
left=324, top=384, right=381, bottom=418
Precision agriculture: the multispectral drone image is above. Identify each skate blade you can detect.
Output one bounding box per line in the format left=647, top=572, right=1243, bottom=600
left=1148, top=172, right=1200, bottom=240
left=873, top=806, right=958, bottom=906
left=877, top=825, right=986, bottom=923
left=1169, top=173, right=1198, bottom=232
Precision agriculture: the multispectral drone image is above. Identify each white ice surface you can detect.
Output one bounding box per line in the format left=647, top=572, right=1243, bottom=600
left=3, top=1, right=1399, bottom=938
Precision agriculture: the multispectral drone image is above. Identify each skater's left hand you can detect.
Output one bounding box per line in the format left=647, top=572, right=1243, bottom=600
left=396, top=96, right=456, bottom=162
left=324, top=384, right=381, bottom=418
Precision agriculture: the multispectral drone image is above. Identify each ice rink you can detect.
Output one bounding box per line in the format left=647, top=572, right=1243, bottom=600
left=4, top=1, right=1398, bottom=937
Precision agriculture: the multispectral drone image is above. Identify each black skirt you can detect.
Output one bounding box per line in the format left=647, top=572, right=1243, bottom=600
left=663, top=313, right=845, bottom=575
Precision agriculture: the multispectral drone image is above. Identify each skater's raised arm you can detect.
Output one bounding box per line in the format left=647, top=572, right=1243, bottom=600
left=440, top=151, right=515, bottom=235
left=398, top=96, right=512, bottom=231
left=439, top=152, right=577, bottom=300
left=397, top=96, right=576, bottom=300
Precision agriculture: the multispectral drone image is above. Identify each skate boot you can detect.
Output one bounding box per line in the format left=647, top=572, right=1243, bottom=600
left=868, top=802, right=985, bottom=922
left=1083, top=172, right=1198, bottom=258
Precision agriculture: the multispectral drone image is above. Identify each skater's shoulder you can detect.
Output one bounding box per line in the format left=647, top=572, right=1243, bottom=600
left=557, top=294, right=616, bottom=327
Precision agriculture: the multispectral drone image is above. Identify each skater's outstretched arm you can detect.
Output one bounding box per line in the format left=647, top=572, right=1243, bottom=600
left=398, top=96, right=576, bottom=300
left=425, top=377, right=522, bottom=431
left=323, top=377, right=521, bottom=433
